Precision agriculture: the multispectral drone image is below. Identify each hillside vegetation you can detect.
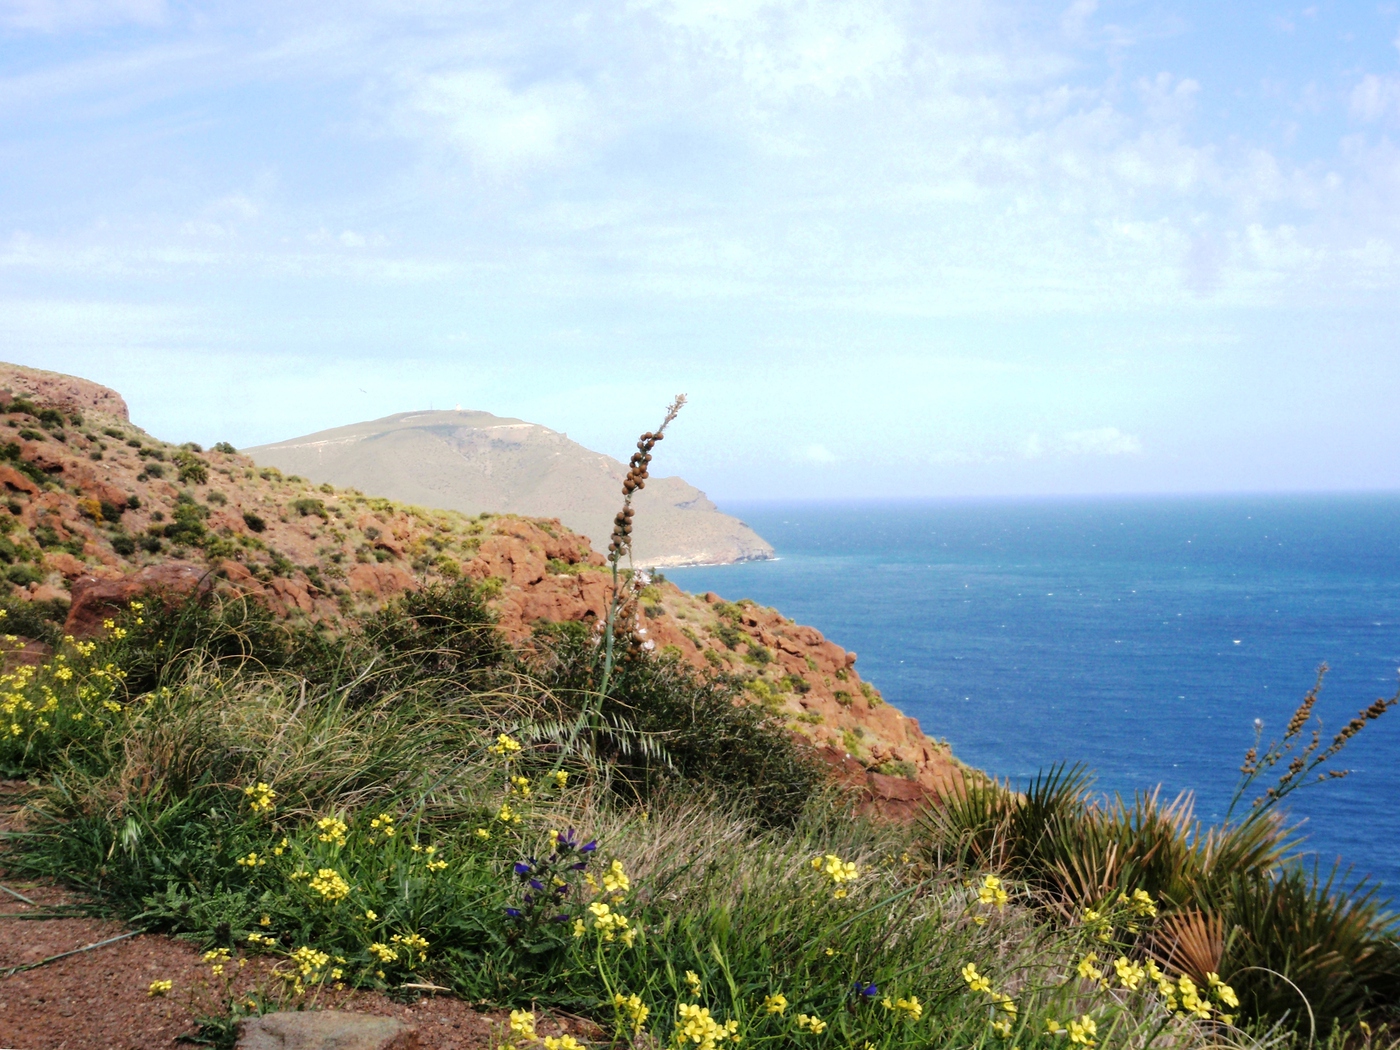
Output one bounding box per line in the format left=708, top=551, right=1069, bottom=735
left=0, top=363, right=1397, bottom=1049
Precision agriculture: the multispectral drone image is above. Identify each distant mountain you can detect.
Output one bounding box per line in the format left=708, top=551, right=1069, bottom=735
left=246, top=410, right=773, bottom=567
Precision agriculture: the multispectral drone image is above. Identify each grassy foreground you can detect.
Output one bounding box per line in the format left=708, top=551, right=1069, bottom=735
left=1, top=584, right=1397, bottom=1050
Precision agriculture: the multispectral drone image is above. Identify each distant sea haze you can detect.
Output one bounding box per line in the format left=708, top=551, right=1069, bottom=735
left=667, top=495, right=1400, bottom=891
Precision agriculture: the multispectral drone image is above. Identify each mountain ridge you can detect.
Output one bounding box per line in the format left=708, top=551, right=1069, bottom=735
left=247, top=409, right=773, bottom=568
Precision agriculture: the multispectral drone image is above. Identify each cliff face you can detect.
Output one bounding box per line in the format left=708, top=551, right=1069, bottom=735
left=246, top=411, right=774, bottom=568
left=0, top=363, right=964, bottom=812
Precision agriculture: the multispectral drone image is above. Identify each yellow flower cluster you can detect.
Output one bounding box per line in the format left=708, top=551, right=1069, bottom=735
left=369, top=813, right=396, bottom=838
left=1129, top=888, right=1158, bottom=918
left=1046, top=1016, right=1099, bottom=1046
left=1158, top=970, right=1238, bottom=1023
left=1076, top=953, right=1105, bottom=983
left=497, top=802, right=522, bottom=824
left=235, top=851, right=266, bottom=868
left=1081, top=908, right=1112, bottom=942
left=796, top=1013, right=827, bottom=1034
left=316, top=817, right=348, bottom=847
left=961, top=963, right=992, bottom=994
left=369, top=942, right=398, bottom=963
left=1113, top=956, right=1146, bottom=991
left=543, top=1037, right=582, bottom=1050
left=549, top=769, right=569, bottom=789
left=510, top=775, right=532, bottom=797
left=880, top=995, right=923, bottom=1021
left=490, top=733, right=523, bottom=756
left=763, top=993, right=787, bottom=1015
left=978, top=874, right=1009, bottom=908
left=613, top=992, right=650, bottom=1033
left=672, top=1004, right=740, bottom=1049
left=585, top=901, right=636, bottom=946
left=685, top=970, right=702, bottom=995
left=202, top=947, right=233, bottom=976
left=811, top=853, right=859, bottom=898
left=962, top=962, right=1017, bottom=1031
left=147, top=978, right=173, bottom=997
left=243, top=782, right=277, bottom=813
left=307, top=868, right=351, bottom=902
left=510, top=1009, right=537, bottom=1038
left=247, top=932, right=276, bottom=947
left=602, top=859, right=630, bottom=895
left=391, top=932, right=429, bottom=954
left=290, top=946, right=330, bottom=976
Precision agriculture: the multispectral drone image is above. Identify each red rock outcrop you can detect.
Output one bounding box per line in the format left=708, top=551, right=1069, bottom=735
left=65, top=563, right=215, bottom=638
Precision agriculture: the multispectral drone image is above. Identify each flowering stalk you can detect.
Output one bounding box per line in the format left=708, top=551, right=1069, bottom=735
left=1225, top=665, right=1399, bottom=824
left=559, top=396, right=685, bottom=761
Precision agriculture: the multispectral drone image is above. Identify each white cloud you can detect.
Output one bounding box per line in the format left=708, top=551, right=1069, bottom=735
left=1351, top=74, right=1400, bottom=123
left=1061, top=427, right=1143, bottom=456
left=403, top=69, right=594, bottom=173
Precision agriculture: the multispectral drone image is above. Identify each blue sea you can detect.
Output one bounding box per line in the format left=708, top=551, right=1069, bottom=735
left=666, top=496, right=1400, bottom=893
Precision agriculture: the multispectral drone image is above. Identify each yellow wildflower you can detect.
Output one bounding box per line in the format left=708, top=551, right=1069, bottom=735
left=489, top=733, right=522, bottom=756
left=602, top=859, right=630, bottom=895
left=978, top=874, right=1009, bottom=909
left=147, top=978, right=173, bottom=997
left=368, top=942, right=397, bottom=962
left=244, top=782, right=277, bottom=814
left=797, top=1013, right=828, bottom=1034
left=894, top=996, right=923, bottom=1021
left=543, top=1038, right=582, bottom=1050
left=315, top=817, right=348, bottom=847
left=613, top=991, right=650, bottom=1032
left=763, top=993, right=787, bottom=1015
left=509, top=1009, right=537, bottom=1039
left=961, top=962, right=992, bottom=995
left=1068, top=1016, right=1097, bottom=1046
left=1113, top=957, right=1145, bottom=991
left=307, top=868, right=350, bottom=902
left=685, top=970, right=703, bottom=995
left=1076, top=954, right=1104, bottom=983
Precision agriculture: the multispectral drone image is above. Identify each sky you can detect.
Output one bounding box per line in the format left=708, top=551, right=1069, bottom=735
left=2, top=0, right=1399, bottom=501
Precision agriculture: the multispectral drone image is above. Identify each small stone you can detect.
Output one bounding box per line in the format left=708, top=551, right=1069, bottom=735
left=236, top=1010, right=418, bottom=1050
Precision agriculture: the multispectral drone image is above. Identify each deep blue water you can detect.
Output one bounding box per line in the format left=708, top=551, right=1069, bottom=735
left=666, top=496, right=1400, bottom=892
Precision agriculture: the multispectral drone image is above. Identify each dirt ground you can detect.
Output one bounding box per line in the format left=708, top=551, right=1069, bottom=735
left=0, top=786, right=591, bottom=1050
left=0, top=874, right=520, bottom=1049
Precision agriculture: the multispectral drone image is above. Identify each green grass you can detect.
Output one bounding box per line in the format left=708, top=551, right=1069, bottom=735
left=1, top=587, right=1397, bottom=1049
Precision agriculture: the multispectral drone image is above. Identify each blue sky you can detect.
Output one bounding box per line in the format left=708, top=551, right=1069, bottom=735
left=2, top=0, right=1399, bottom=500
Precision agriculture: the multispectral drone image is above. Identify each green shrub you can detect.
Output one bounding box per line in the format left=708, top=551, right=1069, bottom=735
left=290, top=498, right=328, bottom=519
left=175, top=450, right=209, bottom=484
left=528, top=622, right=824, bottom=825
left=213, top=441, right=237, bottom=454
left=242, top=511, right=267, bottom=533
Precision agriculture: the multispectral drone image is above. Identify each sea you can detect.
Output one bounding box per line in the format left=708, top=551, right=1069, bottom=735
left=665, top=495, right=1400, bottom=894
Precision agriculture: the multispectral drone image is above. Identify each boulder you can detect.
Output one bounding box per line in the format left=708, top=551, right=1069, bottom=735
left=0, top=464, right=39, bottom=496
left=44, top=551, right=87, bottom=579
left=64, top=562, right=214, bottom=638
left=346, top=562, right=418, bottom=600
left=236, top=1010, right=417, bottom=1050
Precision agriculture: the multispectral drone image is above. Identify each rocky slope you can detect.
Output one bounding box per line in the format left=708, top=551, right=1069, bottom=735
left=247, top=410, right=774, bottom=568
left=0, top=363, right=967, bottom=812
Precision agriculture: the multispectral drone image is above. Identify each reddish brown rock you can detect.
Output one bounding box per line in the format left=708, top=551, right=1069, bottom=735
left=43, top=552, right=86, bottom=579
left=64, top=562, right=215, bottom=638
left=268, top=576, right=315, bottom=615
left=0, top=464, right=39, bottom=496
left=346, top=562, right=419, bottom=599
left=0, top=363, right=131, bottom=420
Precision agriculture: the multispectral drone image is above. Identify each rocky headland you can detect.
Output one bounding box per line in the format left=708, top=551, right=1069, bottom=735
left=0, top=362, right=966, bottom=814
